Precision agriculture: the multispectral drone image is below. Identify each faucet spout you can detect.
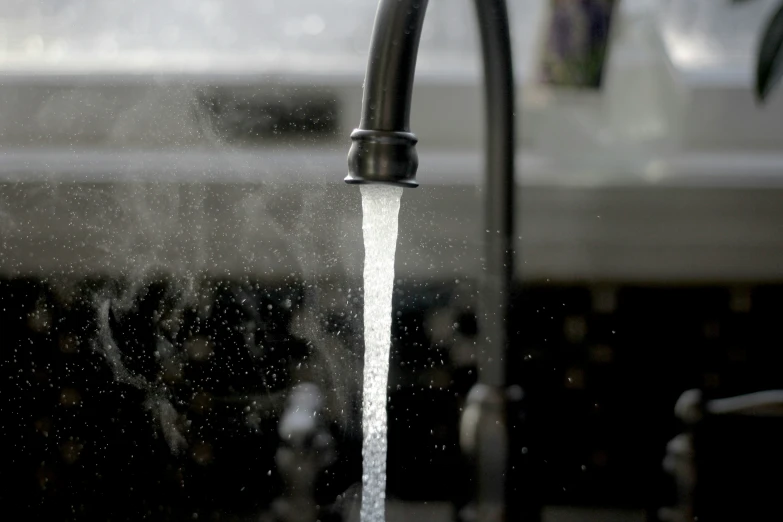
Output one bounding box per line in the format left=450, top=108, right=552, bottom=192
left=347, top=0, right=517, bottom=519
left=346, top=0, right=516, bottom=382
left=345, top=0, right=427, bottom=187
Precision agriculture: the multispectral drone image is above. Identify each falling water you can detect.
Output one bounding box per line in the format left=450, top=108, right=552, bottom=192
left=359, top=184, right=403, bottom=522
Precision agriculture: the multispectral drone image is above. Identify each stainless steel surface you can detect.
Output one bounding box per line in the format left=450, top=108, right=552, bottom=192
left=6, top=159, right=783, bottom=282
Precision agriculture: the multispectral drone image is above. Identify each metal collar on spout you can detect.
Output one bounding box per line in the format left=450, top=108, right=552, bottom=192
left=345, top=128, right=419, bottom=187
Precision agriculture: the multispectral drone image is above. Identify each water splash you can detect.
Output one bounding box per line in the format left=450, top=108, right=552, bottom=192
left=359, top=185, right=403, bottom=522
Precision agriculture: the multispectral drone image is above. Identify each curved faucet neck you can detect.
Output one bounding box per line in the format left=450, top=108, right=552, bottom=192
left=360, top=0, right=428, bottom=132
left=346, top=0, right=517, bottom=519
left=348, top=0, right=516, bottom=386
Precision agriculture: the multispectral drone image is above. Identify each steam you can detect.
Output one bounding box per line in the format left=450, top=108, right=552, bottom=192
left=95, top=298, right=187, bottom=453
left=77, top=84, right=362, bottom=454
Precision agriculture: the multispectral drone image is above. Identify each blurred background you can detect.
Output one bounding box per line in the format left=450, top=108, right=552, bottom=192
left=2, top=0, right=783, bottom=521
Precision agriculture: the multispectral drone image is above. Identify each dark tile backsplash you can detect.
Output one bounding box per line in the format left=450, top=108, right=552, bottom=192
left=2, top=277, right=781, bottom=520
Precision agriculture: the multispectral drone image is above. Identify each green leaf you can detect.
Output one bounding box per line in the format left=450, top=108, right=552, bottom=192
left=756, top=2, right=783, bottom=102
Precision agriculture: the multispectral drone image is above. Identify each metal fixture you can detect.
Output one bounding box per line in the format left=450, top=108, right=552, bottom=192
left=345, top=0, right=516, bottom=519
left=273, top=383, right=335, bottom=522
left=662, top=389, right=783, bottom=522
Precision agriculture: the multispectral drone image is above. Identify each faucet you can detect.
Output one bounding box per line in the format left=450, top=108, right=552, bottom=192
left=345, top=1, right=516, bottom=520
left=274, top=383, right=336, bottom=522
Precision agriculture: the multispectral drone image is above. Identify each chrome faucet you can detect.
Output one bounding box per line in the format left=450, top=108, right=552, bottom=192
left=345, top=1, right=516, bottom=520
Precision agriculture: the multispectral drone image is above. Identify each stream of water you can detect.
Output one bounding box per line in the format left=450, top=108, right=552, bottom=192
left=359, top=185, right=403, bottom=522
